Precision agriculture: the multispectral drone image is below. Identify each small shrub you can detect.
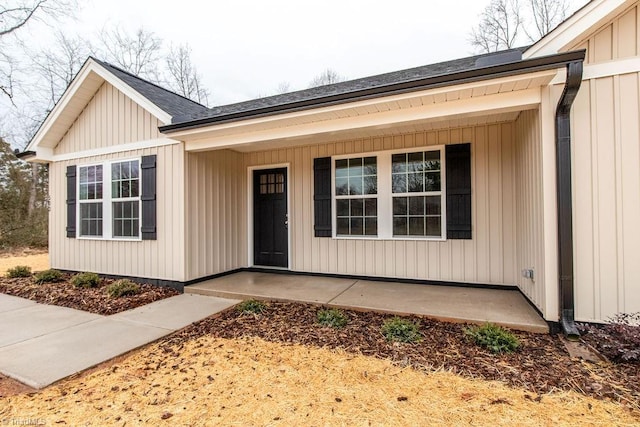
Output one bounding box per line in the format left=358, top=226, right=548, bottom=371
left=465, top=323, right=520, bottom=354
left=5, top=265, right=32, bottom=278
left=236, top=299, right=267, bottom=315
left=33, top=269, right=63, bottom=285
left=381, top=317, right=422, bottom=343
left=106, top=279, right=141, bottom=298
left=317, top=308, right=348, bottom=328
left=71, top=272, right=101, bottom=288
left=578, top=313, right=640, bottom=363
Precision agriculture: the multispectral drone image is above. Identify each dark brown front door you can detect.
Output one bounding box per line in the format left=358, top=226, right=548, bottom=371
left=253, top=168, right=288, bottom=267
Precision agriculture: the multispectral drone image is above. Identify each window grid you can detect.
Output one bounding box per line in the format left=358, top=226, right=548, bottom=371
left=392, top=150, right=442, bottom=237
left=112, top=160, right=140, bottom=238
left=335, top=156, right=378, bottom=236
left=77, top=159, right=142, bottom=240
left=259, top=173, right=285, bottom=194
left=79, top=165, right=104, bottom=237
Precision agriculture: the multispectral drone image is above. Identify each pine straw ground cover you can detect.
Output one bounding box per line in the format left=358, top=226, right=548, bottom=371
left=0, top=273, right=179, bottom=315
left=1, top=336, right=638, bottom=426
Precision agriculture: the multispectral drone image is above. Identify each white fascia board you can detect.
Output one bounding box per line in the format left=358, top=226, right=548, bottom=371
left=524, top=0, right=632, bottom=59
left=26, top=59, right=97, bottom=152
left=26, top=59, right=172, bottom=156
left=185, top=88, right=541, bottom=152
left=170, top=70, right=555, bottom=141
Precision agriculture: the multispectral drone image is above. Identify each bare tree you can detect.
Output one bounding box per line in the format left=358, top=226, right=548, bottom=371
left=165, top=43, right=210, bottom=105
left=0, top=0, right=74, bottom=37
left=0, top=0, right=76, bottom=100
left=96, top=26, right=162, bottom=82
left=275, top=81, right=291, bottom=94
left=33, top=31, right=91, bottom=107
left=308, top=68, right=346, bottom=88
left=470, top=0, right=523, bottom=53
left=526, top=0, right=569, bottom=41
left=470, top=0, right=573, bottom=53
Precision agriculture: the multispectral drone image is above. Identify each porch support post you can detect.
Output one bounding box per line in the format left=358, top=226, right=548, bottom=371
left=555, top=59, right=584, bottom=339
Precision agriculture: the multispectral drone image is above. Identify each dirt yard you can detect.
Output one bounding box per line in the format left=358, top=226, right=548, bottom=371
left=1, top=336, right=637, bottom=426
left=0, top=249, right=48, bottom=275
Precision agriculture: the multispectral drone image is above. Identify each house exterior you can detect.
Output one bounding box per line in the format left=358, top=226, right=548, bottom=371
left=21, top=0, right=640, bottom=330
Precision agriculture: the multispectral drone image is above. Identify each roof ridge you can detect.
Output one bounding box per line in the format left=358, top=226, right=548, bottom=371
left=89, top=56, right=210, bottom=110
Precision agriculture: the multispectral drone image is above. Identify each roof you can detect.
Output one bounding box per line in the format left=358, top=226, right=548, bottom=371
left=169, top=48, right=526, bottom=126
left=91, top=57, right=210, bottom=119
left=163, top=47, right=585, bottom=132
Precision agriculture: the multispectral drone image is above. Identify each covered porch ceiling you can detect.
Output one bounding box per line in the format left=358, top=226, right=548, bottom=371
left=172, top=69, right=554, bottom=153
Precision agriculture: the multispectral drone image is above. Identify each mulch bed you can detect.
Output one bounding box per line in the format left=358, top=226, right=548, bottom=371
left=0, top=274, right=179, bottom=315
left=163, top=301, right=640, bottom=408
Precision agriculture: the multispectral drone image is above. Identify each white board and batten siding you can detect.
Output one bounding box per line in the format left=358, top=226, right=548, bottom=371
left=54, top=82, right=162, bottom=155
left=184, top=150, right=246, bottom=281
left=49, top=81, right=186, bottom=282
left=559, top=3, right=640, bottom=322
left=513, top=110, right=546, bottom=317
left=243, top=125, right=520, bottom=286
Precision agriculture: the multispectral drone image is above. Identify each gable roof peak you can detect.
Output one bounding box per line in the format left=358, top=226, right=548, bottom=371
left=89, top=57, right=211, bottom=119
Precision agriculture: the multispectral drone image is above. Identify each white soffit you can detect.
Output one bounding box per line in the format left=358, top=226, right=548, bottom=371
left=524, top=0, right=634, bottom=59
left=26, top=59, right=172, bottom=156
left=181, top=70, right=555, bottom=152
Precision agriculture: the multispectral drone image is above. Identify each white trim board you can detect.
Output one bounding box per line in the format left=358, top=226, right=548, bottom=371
left=37, top=138, right=181, bottom=162
left=550, top=57, right=640, bottom=85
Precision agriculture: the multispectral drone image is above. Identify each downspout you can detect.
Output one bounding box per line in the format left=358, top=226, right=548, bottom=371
left=555, top=59, right=584, bottom=339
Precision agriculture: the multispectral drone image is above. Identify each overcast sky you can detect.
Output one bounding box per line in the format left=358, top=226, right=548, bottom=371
left=74, top=0, right=497, bottom=105
left=25, top=0, right=586, bottom=107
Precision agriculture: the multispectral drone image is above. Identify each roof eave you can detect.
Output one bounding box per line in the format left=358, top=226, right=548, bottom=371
left=160, top=49, right=586, bottom=134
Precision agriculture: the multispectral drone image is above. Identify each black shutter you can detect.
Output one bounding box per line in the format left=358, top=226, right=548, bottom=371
left=446, top=143, right=472, bottom=239
left=66, top=165, right=77, bottom=238
left=313, top=157, right=332, bottom=237
left=141, top=155, right=157, bottom=240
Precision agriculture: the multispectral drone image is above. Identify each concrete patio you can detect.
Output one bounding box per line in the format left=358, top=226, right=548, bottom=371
left=186, top=271, right=549, bottom=333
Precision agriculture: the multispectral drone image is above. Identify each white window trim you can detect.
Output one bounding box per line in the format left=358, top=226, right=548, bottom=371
left=331, top=146, right=447, bottom=241
left=77, top=158, right=142, bottom=241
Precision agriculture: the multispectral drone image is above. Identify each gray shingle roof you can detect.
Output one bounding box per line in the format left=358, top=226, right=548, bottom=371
left=92, top=57, right=210, bottom=119
left=169, top=47, right=529, bottom=126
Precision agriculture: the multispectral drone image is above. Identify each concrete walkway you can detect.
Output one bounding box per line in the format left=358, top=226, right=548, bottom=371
left=0, top=293, right=239, bottom=389
left=187, top=271, right=549, bottom=333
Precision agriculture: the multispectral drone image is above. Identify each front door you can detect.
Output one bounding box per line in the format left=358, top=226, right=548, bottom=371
left=253, top=168, right=288, bottom=267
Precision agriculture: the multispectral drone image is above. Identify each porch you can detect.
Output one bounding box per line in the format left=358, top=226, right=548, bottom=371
left=186, top=271, right=548, bottom=333
left=180, top=61, right=560, bottom=325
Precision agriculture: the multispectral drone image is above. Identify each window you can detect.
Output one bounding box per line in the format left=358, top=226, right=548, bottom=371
left=79, top=165, right=103, bottom=237
left=111, top=160, right=140, bottom=238
left=332, top=147, right=445, bottom=240
left=335, top=157, right=377, bottom=236
left=391, top=150, right=442, bottom=237
left=259, top=172, right=285, bottom=194
left=78, top=159, right=141, bottom=239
